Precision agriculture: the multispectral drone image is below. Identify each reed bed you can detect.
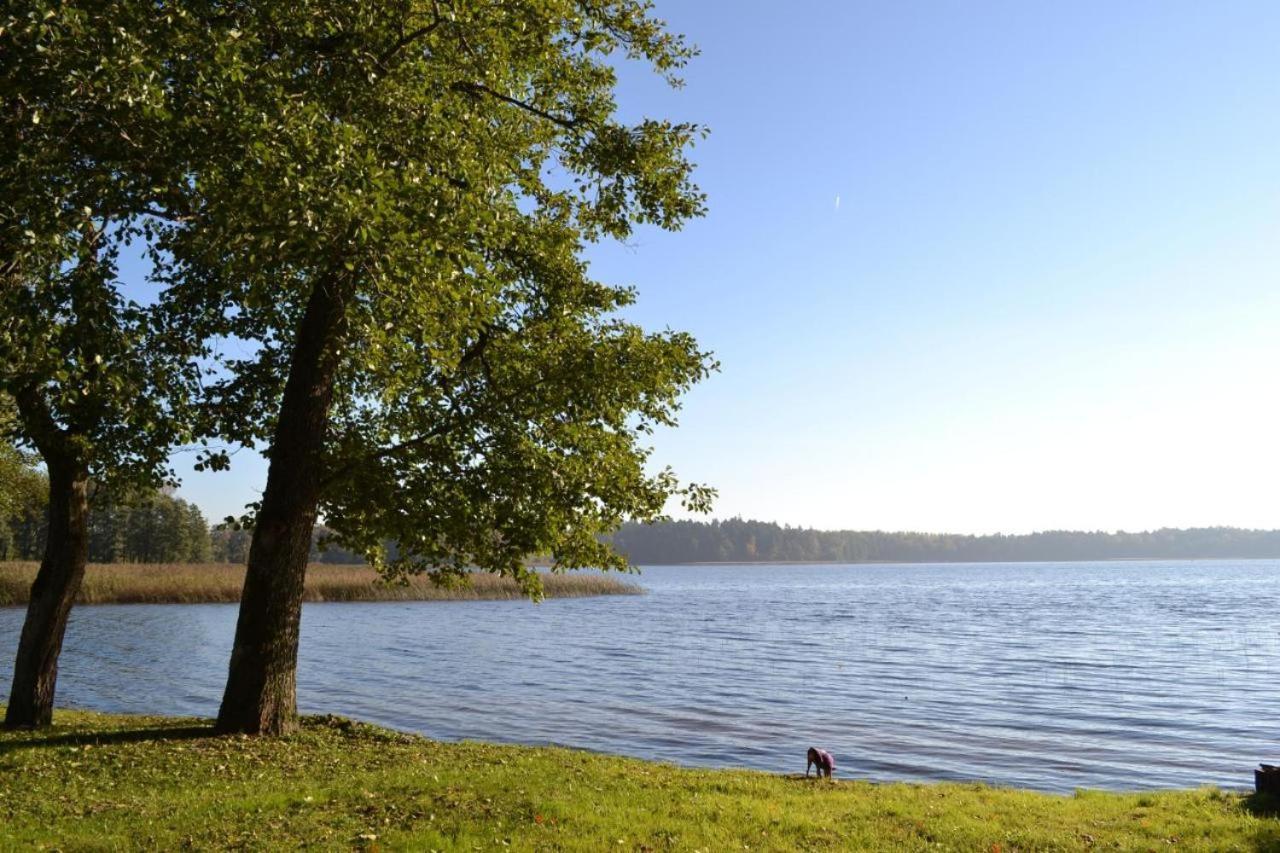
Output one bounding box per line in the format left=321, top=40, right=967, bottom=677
left=0, top=562, right=642, bottom=606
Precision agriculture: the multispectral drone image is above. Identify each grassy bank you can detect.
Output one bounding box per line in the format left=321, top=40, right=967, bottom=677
left=0, top=710, right=1274, bottom=851
left=0, top=562, right=641, bottom=606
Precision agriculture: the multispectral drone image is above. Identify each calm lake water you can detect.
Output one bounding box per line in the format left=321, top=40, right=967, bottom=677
left=2, top=560, right=1278, bottom=793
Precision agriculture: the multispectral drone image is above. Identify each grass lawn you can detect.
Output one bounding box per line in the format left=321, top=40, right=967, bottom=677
left=0, top=710, right=1276, bottom=851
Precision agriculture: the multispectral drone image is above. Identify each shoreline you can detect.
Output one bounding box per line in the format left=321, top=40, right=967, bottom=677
left=1, top=707, right=1274, bottom=849
left=0, top=562, right=642, bottom=607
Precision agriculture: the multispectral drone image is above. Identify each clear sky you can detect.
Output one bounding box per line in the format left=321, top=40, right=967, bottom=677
left=170, top=1, right=1280, bottom=535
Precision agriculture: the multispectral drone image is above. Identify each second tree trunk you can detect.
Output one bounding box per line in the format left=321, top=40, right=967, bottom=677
left=214, top=279, right=348, bottom=735
left=5, top=461, right=90, bottom=728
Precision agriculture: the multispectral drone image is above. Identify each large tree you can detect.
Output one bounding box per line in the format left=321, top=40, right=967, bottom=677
left=158, top=0, right=714, bottom=734
left=0, top=3, right=203, bottom=727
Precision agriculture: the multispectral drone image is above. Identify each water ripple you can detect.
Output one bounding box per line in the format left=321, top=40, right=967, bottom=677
left=1, top=560, right=1278, bottom=793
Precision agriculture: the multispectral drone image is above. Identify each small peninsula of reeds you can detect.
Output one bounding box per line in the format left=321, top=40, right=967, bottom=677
left=0, top=562, right=642, bottom=607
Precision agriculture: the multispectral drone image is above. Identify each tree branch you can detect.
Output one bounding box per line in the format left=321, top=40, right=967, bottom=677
left=452, top=81, right=580, bottom=130
left=377, top=15, right=445, bottom=67
left=12, top=382, right=68, bottom=463
left=141, top=206, right=194, bottom=224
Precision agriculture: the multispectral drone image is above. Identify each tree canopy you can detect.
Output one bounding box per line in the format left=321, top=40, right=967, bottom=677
left=163, top=0, right=715, bottom=595
left=1, top=2, right=202, bottom=487
left=1, top=0, right=217, bottom=727
left=4, top=0, right=715, bottom=734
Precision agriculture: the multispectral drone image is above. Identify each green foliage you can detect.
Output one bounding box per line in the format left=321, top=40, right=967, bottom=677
left=160, top=0, right=717, bottom=595
left=0, top=429, right=211, bottom=562
left=210, top=525, right=380, bottom=565
left=4, top=1, right=717, bottom=591
left=208, top=526, right=253, bottom=565
left=84, top=489, right=211, bottom=564
left=0, top=1, right=203, bottom=486
left=0, top=434, right=47, bottom=561
left=1, top=709, right=1274, bottom=850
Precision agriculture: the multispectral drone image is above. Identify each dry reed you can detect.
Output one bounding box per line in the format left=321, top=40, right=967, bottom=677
left=0, top=562, right=642, bottom=606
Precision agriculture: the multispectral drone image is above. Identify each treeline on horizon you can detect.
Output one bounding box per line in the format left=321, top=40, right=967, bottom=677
left=10, top=473, right=1280, bottom=568
left=609, top=518, right=1280, bottom=564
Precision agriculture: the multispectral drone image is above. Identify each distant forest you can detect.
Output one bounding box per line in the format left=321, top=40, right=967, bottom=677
left=4, top=487, right=363, bottom=565
left=209, top=526, right=362, bottom=566
left=2, top=486, right=211, bottom=564
left=609, top=518, right=1280, bottom=564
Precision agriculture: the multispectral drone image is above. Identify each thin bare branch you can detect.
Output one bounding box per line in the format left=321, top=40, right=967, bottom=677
left=452, top=81, right=580, bottom=130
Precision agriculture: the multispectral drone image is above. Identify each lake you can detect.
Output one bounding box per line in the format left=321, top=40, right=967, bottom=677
left=2, top=560, right=1277, bottom=793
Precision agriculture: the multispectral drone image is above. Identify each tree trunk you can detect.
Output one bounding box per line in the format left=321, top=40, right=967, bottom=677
left=215, top=278, right=348, bottom=735
left=5, top=459, right=90, bottom=728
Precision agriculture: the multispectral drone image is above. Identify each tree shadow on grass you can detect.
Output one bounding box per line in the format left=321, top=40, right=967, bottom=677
left=0, top=723, right=214, bottom=754
left=1239, top=793, right=1280, bottom=852
left=1244, top=792, right=1280, bottom=818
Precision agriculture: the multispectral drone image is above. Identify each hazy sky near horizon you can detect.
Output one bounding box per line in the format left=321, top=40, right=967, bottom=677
left=169, top=1, right=1280, bottom=535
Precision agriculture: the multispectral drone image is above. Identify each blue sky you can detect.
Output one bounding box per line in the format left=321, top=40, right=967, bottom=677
left=173, top=1, right=1280, bottom=534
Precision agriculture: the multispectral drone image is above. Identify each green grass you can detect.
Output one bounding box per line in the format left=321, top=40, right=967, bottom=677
left=0, top=709, right=1275, bottom=851
left=0, top=562, right=641, bottom=606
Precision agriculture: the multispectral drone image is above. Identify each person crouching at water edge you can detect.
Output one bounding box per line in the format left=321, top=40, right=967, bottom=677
left=806, top=747, right=835, bottom=779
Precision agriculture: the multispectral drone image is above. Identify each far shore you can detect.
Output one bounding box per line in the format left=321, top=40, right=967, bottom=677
left=0, top=562, right=642, bottom=606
